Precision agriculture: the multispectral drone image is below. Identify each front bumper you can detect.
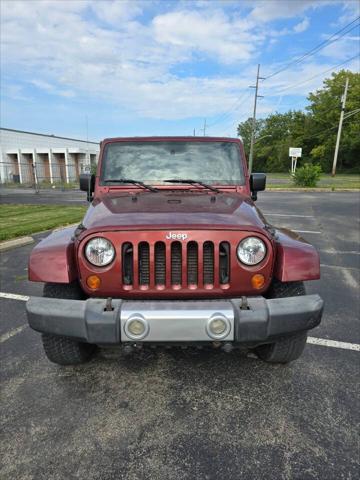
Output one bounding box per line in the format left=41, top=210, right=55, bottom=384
left=26, top=295, right=324, bottom=346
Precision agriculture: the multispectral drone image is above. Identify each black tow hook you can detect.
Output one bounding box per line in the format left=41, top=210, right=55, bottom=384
left=222, top=343, right=233, bottom=353
left=123, top=345, right=134, bottom=355
left=240, top=296, right=249, bottom=310
left=105, top=297, right=114, bottom=311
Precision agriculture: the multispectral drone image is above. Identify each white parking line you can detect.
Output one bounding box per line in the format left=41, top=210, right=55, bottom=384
left=0, top=325, right=27, bottom=343
left=320, top=250, right=360, bottom=255
left=0, top=292, right=29, bottom=301
left=1, top=291, right=359, bottom=352
left=307, top=337, right=360, bottom=352
left=293, top=230, right=322, bottom=234
left=320, top=264, right=359, bottom=272
left=263, top=213, right=314, bottom=218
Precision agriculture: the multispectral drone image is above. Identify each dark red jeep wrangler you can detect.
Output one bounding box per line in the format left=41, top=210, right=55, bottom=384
left=26, top=137, right=323, bottom=365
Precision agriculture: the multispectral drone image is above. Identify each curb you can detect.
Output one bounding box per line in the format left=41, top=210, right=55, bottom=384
left=0, top=223, right=80, bottom=252
left=0, top=236, right=34, bottom=252
left=52, top=222, right=79, bottom=232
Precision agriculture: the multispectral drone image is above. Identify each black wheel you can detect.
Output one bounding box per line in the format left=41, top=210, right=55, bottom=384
left=255, top=279, right=307, bottom=363
left=265, top=279, right=306, bottom=299
left=41, top=282, right=96, bottom=365
left=255, top=331, right=307, bottom=364
left=41, top=333, right=96, bottom=366
left=43, top=282, right=86, bottom=300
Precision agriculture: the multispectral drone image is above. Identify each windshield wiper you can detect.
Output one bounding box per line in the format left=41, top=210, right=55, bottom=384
left=103, top=178, right=158, bottom=192
left=164, top=179, right=220, bottom=193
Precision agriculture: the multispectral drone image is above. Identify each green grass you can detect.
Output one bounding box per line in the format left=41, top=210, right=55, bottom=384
left=266, top=173, right=360, bottom=189
left=0, top=204, right=87, bottom=241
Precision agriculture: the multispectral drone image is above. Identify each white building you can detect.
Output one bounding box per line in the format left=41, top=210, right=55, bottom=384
left=0, top=128, right=99, bottom=185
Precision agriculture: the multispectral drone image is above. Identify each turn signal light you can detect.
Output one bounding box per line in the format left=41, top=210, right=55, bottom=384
left=86, top=275, right=101, bottom=290
left=251, top=274, right=265, bottom=289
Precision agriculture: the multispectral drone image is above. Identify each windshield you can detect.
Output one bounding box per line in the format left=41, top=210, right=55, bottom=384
left=101, top=141, right=244, bottom=186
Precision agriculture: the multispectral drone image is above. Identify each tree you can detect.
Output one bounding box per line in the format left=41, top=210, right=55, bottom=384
left=236, top=70, right=360, bottom=173
left=237, top=118, right=264, bottom=158
left=237, top=111, right=307, bottom=172
left=306, top=70, right=360, bottom=172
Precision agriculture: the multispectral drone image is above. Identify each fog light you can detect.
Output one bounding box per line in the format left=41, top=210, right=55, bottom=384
left=251, top=274, right=265, bottom=289
left=206, top=315, right=231, bottom=340
left=86, top=275, right=101, bottom=290
left=128, top=320, right=145, bottom=336
left=210, top=318, right=226, bottom=335
left=124, top=315, right=149, bottom=340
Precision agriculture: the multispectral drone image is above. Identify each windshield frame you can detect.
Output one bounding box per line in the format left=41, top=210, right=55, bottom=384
left=99, top=139, right=246, bottom=188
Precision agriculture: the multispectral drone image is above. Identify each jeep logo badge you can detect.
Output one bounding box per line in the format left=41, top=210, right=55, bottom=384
left=166, top=232, right=188, bottom=241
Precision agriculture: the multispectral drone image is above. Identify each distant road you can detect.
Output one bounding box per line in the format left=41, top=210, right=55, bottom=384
left=0, top=187, right=87, bottom=206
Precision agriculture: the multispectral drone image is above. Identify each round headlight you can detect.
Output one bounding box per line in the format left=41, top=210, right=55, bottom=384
left=85, top=237, right=115, bottom=266
left=237, top=237, right=266, bottom=266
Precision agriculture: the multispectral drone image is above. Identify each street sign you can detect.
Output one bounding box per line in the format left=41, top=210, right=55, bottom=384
left=289, top=147, right=302, bottom=158
left=289, top=147, right=302, bottom=174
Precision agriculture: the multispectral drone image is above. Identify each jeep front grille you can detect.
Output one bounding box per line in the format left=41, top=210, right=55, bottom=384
left=154, top=241, right=166, bottom=285
left=187, top=241, right=198, bottom=285
left=203, top=241, right=214, bottom=285
left=121, top=240, right=230, bottom=290
left=171, top=241, right=182, bottom=285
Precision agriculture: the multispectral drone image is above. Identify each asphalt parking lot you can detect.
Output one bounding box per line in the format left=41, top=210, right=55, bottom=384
left=1, top=191, right=359, bottom=480
left=0, top=187, right=87, bottom=205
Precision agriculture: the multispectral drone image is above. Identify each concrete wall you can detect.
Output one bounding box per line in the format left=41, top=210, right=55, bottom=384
left=0, top=128, right=100, bottom=184
left=0, top=128, right=99, bottom=151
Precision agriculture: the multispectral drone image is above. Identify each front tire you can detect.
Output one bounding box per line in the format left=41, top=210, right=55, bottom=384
left=41, top=282, right=96, bottom=365
left=255, top=332, right=307, bottom=364
left=256, top=280, right=308, bottom=363
left=42, top=334, right=96, bottom=365
left=265, top=279, right=306, bottom=299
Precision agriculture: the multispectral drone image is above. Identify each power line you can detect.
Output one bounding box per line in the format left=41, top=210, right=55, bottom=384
left=217, top=110, right=252, bottom=137
left=222, top=108, right=358, bottom=143
left=268, top=54, right=359, bottom=96
left=198, top=18, right=359, bottom=135
left=343, top=108, right=360, bottom=119
left=252, top=114, right=357, bottom=150
left=206, top=91, right=252, bottom=128
left=302, top=114, right=355, bottom=141
left=264, top=17, right=360, bottom=80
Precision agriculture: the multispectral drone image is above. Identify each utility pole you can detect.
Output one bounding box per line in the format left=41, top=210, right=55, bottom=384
left=248, top=64, right=264, bottom=173
left=202, top=118, right=207, bottom=136
left=332, top=77, right=349, bottom=177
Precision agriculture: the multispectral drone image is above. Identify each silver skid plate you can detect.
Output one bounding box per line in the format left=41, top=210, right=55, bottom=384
left=120, top=300, right=234, bottom=342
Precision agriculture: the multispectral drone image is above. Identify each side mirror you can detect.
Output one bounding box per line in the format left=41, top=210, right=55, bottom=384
left=250, top=173, right=266, bottom=201
left=79, top=173, right=95, bottom=201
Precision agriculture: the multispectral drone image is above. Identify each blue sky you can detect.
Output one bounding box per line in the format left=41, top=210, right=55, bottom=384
left=1, top=0, right=359, bottom=141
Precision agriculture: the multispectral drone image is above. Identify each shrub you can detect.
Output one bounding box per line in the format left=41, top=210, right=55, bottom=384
left=293, top=163, right=322, bottom=187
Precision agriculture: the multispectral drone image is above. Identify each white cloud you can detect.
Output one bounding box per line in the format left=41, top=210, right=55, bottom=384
left=91, top=0, right=143, bottom=26
left=337, top=0, right=360, bottom=25
left=320, top=35, right=360, bottom=59
left=152, top=10, right=260, bottom=63
left=0, top=1, right=260, bottom=120
left=263, top=56, right=360, bottom=99
left=31, top=79, right=75, bottom=98
left=293, top=18, right=310, bottom=33
left=0, top=0, right=358, bottom=128
left=248, top=0, right=322, bottom=22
